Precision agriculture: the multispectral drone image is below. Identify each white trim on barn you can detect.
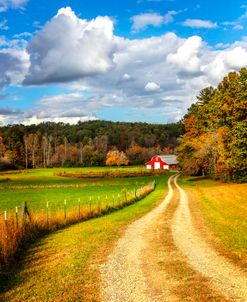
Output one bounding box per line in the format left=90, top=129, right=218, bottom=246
left=146, top=164, right=152, bottom=169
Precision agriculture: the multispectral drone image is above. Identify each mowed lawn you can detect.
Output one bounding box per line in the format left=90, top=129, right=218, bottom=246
left=180, top=177, right=247, bottom=263
left=0, top=167, right=154, bottom=213
left=1, top=172, right=171, bottom=302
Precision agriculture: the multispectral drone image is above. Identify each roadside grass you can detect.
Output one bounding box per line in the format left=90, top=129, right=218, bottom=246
left=0, top=173, right=171, bottom=302
left=179, top=177, right=247, bottom=265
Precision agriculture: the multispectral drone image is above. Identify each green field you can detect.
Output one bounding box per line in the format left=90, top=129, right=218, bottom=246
left=0, top=167, right=158, bottom=214
left=0, top=170, right=171, bottom=301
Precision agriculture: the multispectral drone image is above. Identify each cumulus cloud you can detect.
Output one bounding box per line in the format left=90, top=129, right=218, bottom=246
left=3, top=7, right=247, bottom=125
left=24, top=7, right=115, bottom=85
left=167, top=36, right=202, bottom=74
left=182, top=19, right=218, bottom=29
left=201, top=46, right=247, bottom=82
left=131, top=11, right=177, bottom=33
left=0, top=0, right=28, bottom=12
left=0, top=48, right=29, bottom=89
left=145, top=81, right=160, bottom=91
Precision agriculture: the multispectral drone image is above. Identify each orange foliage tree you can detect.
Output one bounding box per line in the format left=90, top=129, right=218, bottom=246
left=106, top=150, right=129, bottom=166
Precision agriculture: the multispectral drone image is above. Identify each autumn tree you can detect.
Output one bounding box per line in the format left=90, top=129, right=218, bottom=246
left=106, top=150, right=129, bottom=166
left=178, top=69, right=247, bottom=182
left=126, top=143, right=143, bottom=165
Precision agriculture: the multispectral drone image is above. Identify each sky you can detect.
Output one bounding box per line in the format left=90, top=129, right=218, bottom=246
left=0, top=0, right=247, bottom=125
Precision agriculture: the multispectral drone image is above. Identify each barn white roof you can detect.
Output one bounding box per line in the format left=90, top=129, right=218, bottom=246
left=157, top=155, right=178, bottom=165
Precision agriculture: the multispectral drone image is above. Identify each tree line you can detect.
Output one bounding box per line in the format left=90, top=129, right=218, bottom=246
left=177, top=68, right=247, bottom=182
left=0, top=120, right=182, bottom=169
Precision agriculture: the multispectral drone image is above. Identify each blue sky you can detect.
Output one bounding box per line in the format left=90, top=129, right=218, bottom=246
left=0, top=0, right=247, bottom=125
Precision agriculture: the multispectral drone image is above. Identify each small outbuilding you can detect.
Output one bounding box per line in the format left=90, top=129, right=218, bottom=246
left=145, top=155, right=178, bottom=170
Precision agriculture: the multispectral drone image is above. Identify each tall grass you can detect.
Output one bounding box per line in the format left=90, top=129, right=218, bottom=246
left=0, top=181, right=155, bottom=267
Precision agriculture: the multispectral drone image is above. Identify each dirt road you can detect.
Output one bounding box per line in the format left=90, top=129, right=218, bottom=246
left=100, top=175, right=175, bottom=302
left=100, top=175, right=247, bottom=301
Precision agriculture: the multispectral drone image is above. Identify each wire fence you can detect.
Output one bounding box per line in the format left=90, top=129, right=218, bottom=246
left=0, top=181, right=155, bottom=266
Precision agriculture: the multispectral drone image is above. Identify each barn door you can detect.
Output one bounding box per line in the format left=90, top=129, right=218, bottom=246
left=154, top=162, right=160, bottom=169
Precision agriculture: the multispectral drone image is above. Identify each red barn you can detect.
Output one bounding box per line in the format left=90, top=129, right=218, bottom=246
left=145, top=155, right=178, bottom=170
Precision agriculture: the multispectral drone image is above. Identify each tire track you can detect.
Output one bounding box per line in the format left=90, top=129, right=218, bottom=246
left=172, top=175, right=247, bottom=301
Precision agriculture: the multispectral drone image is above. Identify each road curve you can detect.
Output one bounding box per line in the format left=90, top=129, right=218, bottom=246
left=172, top=175, right=247, bottom=302
left=100, top=175, right=175, bottom=302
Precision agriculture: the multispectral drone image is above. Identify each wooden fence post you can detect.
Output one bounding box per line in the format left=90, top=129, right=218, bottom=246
left=22, top=201, right=31, bottom=225
left=78, top=198, right=81, bottom=219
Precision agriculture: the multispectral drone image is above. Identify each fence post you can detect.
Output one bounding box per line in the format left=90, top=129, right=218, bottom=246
left=15, top=207, right=18, bottom=229
left=46, top=202, right=49, bottom=225
left=64, top=199, right=67, bottom=221
left=22, top=201, right=31, bottom=224
left=78, top=198, right=80, bottom=219
left=4, top=210, right=7, bottom=239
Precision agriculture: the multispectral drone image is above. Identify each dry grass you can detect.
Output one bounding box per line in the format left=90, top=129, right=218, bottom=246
left=181, top=177, right=247, bottom=267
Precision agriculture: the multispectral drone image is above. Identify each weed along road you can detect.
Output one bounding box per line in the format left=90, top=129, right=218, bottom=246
left=101, top=175, right=247, bottom=302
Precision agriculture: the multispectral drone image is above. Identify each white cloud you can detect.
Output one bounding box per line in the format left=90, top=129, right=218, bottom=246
left=131, top=11, right=177, bottom=33
left=145, top=81, right=160, bottom=91
left=22, top=115, right=97, bottom=126
left=122, top=73, right=131, bottom=80
left=2, top=7, right=247, bottom=125
left=0, top=47, right=29, bottom=89
left=24, top=7, right=115, bottom=85
left=0, top=0, right=28, bottom=12
left=167, top=36, right=202, bottom=73
left=182, top=19, right=218, bottom=29
left=13, top=32, right=33, bottom=39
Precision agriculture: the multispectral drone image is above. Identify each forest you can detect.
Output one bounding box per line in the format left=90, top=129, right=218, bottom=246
left=0, top=120, right=182, bottom=169
left=177, top=68, right=247, bottom=183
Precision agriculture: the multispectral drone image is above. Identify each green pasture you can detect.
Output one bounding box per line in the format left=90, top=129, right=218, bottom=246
left=1, top=171, right=171, bottom=301
left=0, top=167, right=159, bottom=213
